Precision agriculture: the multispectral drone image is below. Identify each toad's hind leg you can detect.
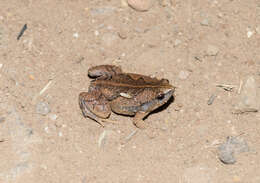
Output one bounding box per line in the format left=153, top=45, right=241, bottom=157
left=79, top=91, right=112, bottom=127
left=88, top=65, right=122, bottom=79
left=133, top=111, right=150, bottom=129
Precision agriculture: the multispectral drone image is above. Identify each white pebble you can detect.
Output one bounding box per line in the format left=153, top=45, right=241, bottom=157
left=94, top=30, right=99, bottom=36
left=44, top=126, right=49, bottom=133
left=247, top=30, right=254, bottom=38
left=73, top=32, right=79, bottom=38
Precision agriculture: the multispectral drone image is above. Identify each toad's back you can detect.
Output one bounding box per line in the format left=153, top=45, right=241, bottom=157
left=91, top=73, right=173, bottom=100
left=92, top=73, right=172, bottom=88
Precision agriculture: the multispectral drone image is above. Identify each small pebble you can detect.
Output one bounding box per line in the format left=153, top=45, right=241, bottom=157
left=48, top=114, right=58, bottom=121
left=118, top=29, right=128, bottom=39
left=94, top=30, right=99, bottom=36
left=44, top=126, right=49, bottom=133
left=58, top=131, right=63, bottom=137
left=178, top=70, right=190, bottom=80
left=127, top=0, right=152, bottom=12
left=206, top=45, right=219, bottom=56
left=73, top=32, right=79, bottom=38
left=247, top=28, right=254, bottom=38
left=36, top=102, right=51, bottom=116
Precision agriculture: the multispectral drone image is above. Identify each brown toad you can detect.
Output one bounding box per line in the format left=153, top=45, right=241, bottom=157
left=79, top=65, right=175, bottom=128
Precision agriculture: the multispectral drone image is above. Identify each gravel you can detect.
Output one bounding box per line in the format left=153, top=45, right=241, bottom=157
left=218, top=136, right=249, bottom=164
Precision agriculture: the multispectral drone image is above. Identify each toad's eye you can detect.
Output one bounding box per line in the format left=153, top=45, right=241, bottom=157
left=157, top=93, right=165, bottom=99
left=161, top=79, right=169, bottom=84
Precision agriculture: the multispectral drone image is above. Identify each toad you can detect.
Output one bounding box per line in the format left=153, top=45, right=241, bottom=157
left=79, top=65, right=175, bottom=128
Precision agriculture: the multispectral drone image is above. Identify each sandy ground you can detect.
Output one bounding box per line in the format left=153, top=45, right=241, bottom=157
left=0, top=0, right=260, bottom=182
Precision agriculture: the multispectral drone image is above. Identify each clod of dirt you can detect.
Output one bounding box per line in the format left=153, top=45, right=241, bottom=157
left=127, top=0, right=153, bottom=12
left=234, top=76, right=258, bottom=114
left=118, top=29, right=128, bottom=39
left=218, top=136, right=249, bottom=164
left=36, top=102, right=51, bottom=116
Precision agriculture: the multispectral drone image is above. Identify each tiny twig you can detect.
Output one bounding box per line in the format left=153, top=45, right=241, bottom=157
left=39, top=80, right=52, bottom=95
left=32, top=80, right=53, bottom=103
left=98, top=130, right=107, bottom=147
left=238, top=80, right=243, bottom=94
left=17, top=24, right=27, bottom=40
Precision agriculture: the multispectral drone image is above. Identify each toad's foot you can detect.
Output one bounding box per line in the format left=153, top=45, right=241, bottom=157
left=133, top=111, right=149, bottom=129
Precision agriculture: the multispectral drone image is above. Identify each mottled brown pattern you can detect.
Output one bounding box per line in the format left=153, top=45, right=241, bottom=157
left=79, top=65, right=175, bottom=128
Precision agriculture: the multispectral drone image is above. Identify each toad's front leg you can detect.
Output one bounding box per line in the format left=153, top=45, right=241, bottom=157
left=133, top=111, right=150, bottom=129
left=79, top=91, right=111, bottom=127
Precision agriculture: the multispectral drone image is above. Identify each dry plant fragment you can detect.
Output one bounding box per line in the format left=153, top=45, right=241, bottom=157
left=216, top=84, right=236, bottom=91
left=207, top=94, right=216, bottom=105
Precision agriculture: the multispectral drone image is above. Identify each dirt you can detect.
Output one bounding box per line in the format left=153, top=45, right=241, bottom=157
left=0, top=0, right=260, bottom=182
